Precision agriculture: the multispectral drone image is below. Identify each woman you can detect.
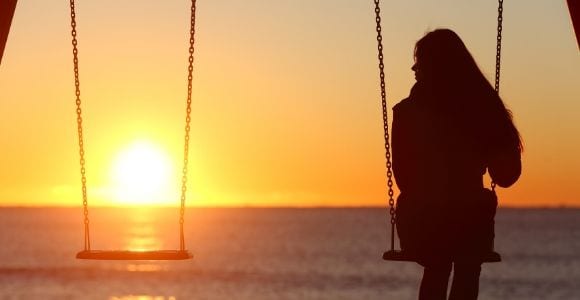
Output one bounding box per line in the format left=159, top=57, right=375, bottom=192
left=392, top=29, right=522, bottom=300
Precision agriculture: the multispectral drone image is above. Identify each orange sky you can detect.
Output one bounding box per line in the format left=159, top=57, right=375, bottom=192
left=0, top=0, right=579, bottom=207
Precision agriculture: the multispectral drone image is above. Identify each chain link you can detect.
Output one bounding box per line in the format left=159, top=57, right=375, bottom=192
left=179, top=0, right=197, bottom=251
left=494, top=0, right=503, bottom=94
left=492, top=0, right=504, bottom=191
left=373, top=0, right=396, bottom=251
left=69, top=0, right=90, bottom=251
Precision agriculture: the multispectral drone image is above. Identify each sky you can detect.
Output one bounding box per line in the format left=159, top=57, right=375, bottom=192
left=0, top=0, right=578, bottom=207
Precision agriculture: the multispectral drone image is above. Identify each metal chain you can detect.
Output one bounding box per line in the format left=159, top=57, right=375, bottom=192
left=494, top=0, right=503, bottom=93
left=373, top=0, right=396, bottom=251
left=69, top=0, right=197, bottom=252
left=179, top=0, right=197, bottom=251
left=69, top=0, right=90, bottom=251
left=492, top=0, right=504, bottom=191
left=372, top=0, right=503, bottom=251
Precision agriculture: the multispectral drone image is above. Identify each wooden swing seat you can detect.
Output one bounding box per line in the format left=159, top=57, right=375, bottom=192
left=76, top=250, right=193, bottom=260
left=382, top=250, right=501, bottom=263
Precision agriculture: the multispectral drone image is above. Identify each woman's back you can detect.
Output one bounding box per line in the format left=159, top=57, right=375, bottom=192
left=393, top=83, right=488, bottom=198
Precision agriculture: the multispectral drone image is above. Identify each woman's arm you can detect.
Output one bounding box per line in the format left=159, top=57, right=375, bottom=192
left=488, top=143, right=521, bottom=188
left=392, top=101, right=415, bottom=193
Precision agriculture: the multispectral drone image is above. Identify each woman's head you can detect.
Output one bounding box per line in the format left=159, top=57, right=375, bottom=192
left=413, top=28, right=523, bottom=153
left=413, top=29, right=479, bottom=85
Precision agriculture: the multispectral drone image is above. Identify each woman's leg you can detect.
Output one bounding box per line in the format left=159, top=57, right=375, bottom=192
left=448, top=262, right=481, bottom=300
left=418, top=262, right=452, bottom=300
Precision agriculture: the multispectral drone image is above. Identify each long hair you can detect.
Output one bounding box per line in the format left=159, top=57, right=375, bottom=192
left=414, top=29, right=523, bottom=152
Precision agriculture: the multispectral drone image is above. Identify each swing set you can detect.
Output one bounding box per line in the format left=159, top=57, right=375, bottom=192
left=0, top=0, right=563, bottom=260
left=67, top=0, right=511, bottom=261
left=69, top=0, right=198, bottom=260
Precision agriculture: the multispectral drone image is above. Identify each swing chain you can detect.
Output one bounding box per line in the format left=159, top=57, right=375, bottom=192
left=179, top=0, right=197, bottom=251
left=69, top=0, right=90, bottom=251
left=373, top=0, right=396, bottom=250
left=494, top=0, right=503, bottom=93
left=68, top=0, right=196, bottom=254
left=492, top=0, right=504, bottom=191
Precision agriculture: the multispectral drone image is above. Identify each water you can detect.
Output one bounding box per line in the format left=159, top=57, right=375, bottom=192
left=0, top=207, right=579, bottom=300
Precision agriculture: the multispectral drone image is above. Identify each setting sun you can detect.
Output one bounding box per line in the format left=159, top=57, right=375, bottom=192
left=110, top=141, right=177, bottom=206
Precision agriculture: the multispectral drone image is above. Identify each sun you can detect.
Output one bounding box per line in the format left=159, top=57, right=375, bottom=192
left=110, top=140, right=177, bottom=206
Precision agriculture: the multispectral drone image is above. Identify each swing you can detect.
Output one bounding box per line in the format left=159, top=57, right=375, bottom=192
left=374, top=0, right=505, bottom=263
left=69, top=0, right=197, bottom=260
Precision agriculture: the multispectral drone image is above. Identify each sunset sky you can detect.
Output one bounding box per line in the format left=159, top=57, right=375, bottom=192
left=0, top=0, right=578, bottom=207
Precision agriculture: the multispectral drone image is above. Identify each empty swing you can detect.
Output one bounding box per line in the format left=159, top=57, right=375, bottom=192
left=374, top=0, right=505, bottom=263
left=70, top=0, right=197, bottom=260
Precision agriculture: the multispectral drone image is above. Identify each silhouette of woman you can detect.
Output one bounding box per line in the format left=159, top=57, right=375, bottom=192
left=392, top=29, right=522, bottom=300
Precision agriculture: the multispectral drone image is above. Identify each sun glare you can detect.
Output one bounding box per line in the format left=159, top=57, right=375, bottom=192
left=110, top=141, right=177, bottom=206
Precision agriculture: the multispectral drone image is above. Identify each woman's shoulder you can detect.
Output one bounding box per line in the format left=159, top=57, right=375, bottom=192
left=394, top=82, right=426, bottom=112
left=393, top=97, right=414, bottom=113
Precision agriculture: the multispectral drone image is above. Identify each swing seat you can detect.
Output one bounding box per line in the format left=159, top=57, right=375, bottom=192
left=382, top=250, right=416, bottom=262
left=382, top=250, right=501, bottom=263
left=76, top=250, right=193, bottom=260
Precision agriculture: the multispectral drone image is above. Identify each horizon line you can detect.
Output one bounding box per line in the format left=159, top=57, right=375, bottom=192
left=1, top=204, right=579, bottom=210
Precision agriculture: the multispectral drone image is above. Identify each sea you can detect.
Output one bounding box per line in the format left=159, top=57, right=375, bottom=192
left=0, top=207, right=578, bottom=300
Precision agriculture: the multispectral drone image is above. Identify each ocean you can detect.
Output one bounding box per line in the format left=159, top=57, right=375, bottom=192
left=0, top=207, right=578, bottom=300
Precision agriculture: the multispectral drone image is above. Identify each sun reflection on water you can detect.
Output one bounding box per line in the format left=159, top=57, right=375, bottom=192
left=124, top=208, right=163, bottom=251
left=125, top=235, right=162, bottom=252
left=125, top=264, right=164, bottom=272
